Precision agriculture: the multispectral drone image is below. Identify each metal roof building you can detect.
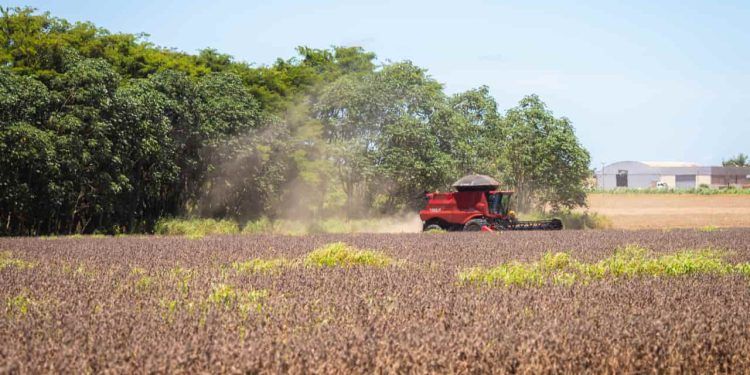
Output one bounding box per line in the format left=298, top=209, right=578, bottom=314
left=597, top=161, right=750, bottom=189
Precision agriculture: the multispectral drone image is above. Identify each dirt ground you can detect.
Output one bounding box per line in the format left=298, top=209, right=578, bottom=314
left=586, top=194, right=750, bottom=229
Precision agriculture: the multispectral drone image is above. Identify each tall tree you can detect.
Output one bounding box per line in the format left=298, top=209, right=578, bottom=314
left=723, top=153, right=749, bottom=167
left=501, top=95, right=590, bottom=212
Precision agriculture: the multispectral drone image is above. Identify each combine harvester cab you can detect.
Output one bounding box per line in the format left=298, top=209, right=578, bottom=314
left=419, top=175, right=563, bottom=232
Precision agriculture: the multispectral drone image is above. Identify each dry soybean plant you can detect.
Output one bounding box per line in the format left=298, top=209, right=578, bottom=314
left=2, top=229, right=750, bottom=373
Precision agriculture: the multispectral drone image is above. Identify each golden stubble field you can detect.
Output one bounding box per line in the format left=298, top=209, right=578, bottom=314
left=586, top=193, right=750, bottom=229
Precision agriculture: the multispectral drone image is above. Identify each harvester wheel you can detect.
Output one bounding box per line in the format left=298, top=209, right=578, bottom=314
left=424, top=223, right=444, bottom=231
left=463, top=218, right=488, bottom=231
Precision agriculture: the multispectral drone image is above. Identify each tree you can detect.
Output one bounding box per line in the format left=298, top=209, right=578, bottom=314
left=109, top=78, right=177, bottom=232
left=445, top=86, right=504, bottom=176
left=723, top=153, right=748, bottom=167
left=314, top=61, right=447, bottom=216
left=48, top=56, right=122, bottom=234
left=500, top=95, right=590, bottom=212
left=0, top=6, right=595, bottom=235
left=375, top=115, right=454, bottom=212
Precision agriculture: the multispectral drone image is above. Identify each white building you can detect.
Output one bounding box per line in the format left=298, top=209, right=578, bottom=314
left=597, top=161, right=750, bottom=189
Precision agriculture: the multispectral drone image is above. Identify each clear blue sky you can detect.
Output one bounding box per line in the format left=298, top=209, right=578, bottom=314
left=14, top=0, right=750, bottom=169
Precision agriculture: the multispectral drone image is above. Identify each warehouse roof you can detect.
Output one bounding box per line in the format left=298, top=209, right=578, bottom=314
left=640, top=161, right=701, bottom=168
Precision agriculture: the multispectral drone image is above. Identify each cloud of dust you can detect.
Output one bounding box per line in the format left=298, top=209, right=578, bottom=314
left=198, top=91, right=427, bottom=234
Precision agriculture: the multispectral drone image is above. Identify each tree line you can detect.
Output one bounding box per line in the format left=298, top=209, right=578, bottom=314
left=0, top=7, right=591, bottom=235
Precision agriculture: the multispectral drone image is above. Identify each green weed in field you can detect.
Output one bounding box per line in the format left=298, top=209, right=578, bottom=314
left=459, top=262, right=545, bottom=287
left=460, top=246, right=746, bottom=288
left=232, top=258, right=291, bottom=274
left=169, top=267, right=193, bottom=296
left=304, top=242, right=394, bottom=267
left=698, top=225, right=720, bottom=232
left=735, top=263, right=750, bottom=278
left=0, top=251, right=35, bottom=271
left=5, top=292, right=33, bottom=317
left=207, top=284, right=268, bottom=314
left=135, top=275, right=154, bottom=291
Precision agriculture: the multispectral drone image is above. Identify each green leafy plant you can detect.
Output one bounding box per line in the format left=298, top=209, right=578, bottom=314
left=304, top=242, right=394, bottom=267
left=241, top=217, right=274, bottom=234
left=5, top=291, right=34, bottom=317
left=698, top=225, right=720, bottom=233
left=135, top=275, right=154, bottom=291
left=169, top=267, right=193, bottom=297
left=154, top=218, right=240, bottom=237
left=0, top=251, right=35, bottom=270
left=0, top=251, right=35, bottom=271
left=232, top=258, right=291, bottom=274
left=460, top=246, right=746, bottom=288
left=207, top=284, right=268, bottom=314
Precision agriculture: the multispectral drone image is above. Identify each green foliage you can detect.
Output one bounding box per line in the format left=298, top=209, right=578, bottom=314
left=459, top=246, right=745, bottom=287
left=154, top=218, right=239, bottom=236
left=304, top=242, right=394, bottom=267
left=0, top=7, right=593, bottom=235
left=698, top=225, right=720, bottom=233
left=5, top=291, right=33, bottom=317
left=241, top=217, right=274, bottom=234
left=586, top=245, right=730, bottom=278
left=0, top=251, right=35, bottom=270
left=207, top=283, right=268, bottom=314
left=722, top=153, right=749, bottom=167
left=735, top=263, right=750, bottom=278
left=135, top=275, right=154, bottom=291
left=169, top=266, right=193, bottom=297
left=232, top=258, right=290, bottom=274
left=499, top=95, right=591, bottom=212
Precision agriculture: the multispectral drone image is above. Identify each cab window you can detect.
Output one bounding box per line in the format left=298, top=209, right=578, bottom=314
left=500, top=194, right=511, bottom=214
left=487, top=193, right=506, bottom=214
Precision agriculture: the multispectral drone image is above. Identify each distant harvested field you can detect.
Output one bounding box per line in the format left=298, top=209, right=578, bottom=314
left=587, top=193, right=750, bottom=229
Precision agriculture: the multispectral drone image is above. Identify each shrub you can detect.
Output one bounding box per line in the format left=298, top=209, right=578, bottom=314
left=241, top=217, right=274, bottom=234
left=154, top=218, right=240, bottom=236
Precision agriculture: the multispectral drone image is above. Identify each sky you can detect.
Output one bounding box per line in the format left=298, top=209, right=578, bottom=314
left=14, top=0, right=750, bottom=169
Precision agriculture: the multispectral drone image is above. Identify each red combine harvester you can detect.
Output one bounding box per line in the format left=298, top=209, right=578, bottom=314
left=419, top=175, right=563, bottom=232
